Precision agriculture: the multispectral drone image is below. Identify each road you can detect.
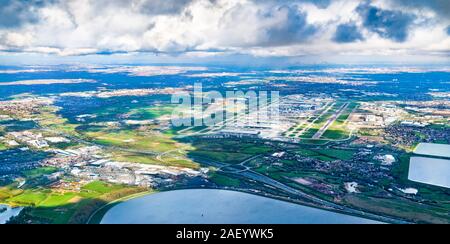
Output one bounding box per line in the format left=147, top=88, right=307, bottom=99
left=193, top=156, right=409, bottom=224
left=41, top=124, right=407, bottom=223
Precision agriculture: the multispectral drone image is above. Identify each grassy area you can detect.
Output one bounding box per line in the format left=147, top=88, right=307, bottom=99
left=292, top=102, right=356, bottom=140
left=296, top=148, right=323, bottom=157
left=321, top=129, right=347, bottom=139
left=298, top=139, right=329, bottom=145
left=300, top=128, right=319, bottom=138
left=287, top=103, right=344, bottom=139
left=344, top=194, right=450, bottom=224
left=87, top=191, right=154, bottom=224
left=295, top=148, right=355, bottom=161
left=39, top=193, right=77, bottom=207
left=112, top=152, right=160, bottom=164
left=315, top=149, right=355, bottom=161
left=37, top=106, right=80, bottom=135
left=0, top=186, right=23, bottom=200
left=391, top=154, right=411, bottom=184
left=358, top=129, right=383, bottom=137
left=209, top=172, right=241, bottom=187
left=111, top=151, right=199, bottom=169
left=128, top=105, right=176, bottom=120
left=189, top=150, right=251, bottom=164
left=187, top=139, right=274, bottom=164
left=298, top=108, right=337, bottom=139
left=0, top=142, right=6, bottom=150
left=320, top=102, right=357, bottom=140
left=1, top=180, right=146, bottom=224
left=84, top=124, right=201, bottom=168
left=85, top=129, right=185, bottom=153
left=0, top=120, right=38, bottom=132
left=161, top=157, right=199, bottom=169
left=81, top=181, right=124, bottom=194
left=23, top=167, right=58, bottom=179
left=6, top=190, right=48, bottom=206
left=191, top=139, right=273, bottom=154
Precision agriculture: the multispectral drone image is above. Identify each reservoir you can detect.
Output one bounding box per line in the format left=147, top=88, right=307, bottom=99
left=414, top=143, right=450, bottom=158
left=101, top=189, right=380, bottom=224
left=0, top=204, right=23, bottom=224
left=408, top=157, right=450, bottom=189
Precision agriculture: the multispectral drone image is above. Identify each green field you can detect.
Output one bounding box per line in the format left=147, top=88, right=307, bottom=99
left=314, top=149, right=355, bottom=161
left=37, top=106, right=80, bottom=135
left=300, top=128, right=319, bottom=138
left=187, top=139, right=273, bottom=164
left=23, top=167, right=58, bottom=179
left=296, top=102, right=357, bottom=140
left=321, top=129, right=347, bottom=139
left=298, top=139, right=329, bottom=145
left=296, top=103, right=341, bottom=139
left=85, top=128, right=189, bottom=152
left=39, top=193, right=77, bottom=207
left=344, top=194, right=450, bottom=224
left=295, top=148, right=355, bottom=161
left=1, top=180, right=146, bottom=224
left=127, top=105, right=176, bottom=120
left=114, top=151, right=196, bottom=168
left=6, top=190, right=48, bottom=206
left=209, top=172, right=241, bottom=187
left=190, top=150, right=251, bottom=164
left=81, top=181, right=123, bottom=194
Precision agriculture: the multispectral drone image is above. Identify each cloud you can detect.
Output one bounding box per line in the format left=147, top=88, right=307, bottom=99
left=0, top=0, right=448, bottom=61
left=388, top=0, right=450, bottom=20
left=447, top=25, right=450, bottom=35
left=356, top=1, right=415, bottom=42
left=262, top=5, right=317, bottom=46
left=218, top=3, right=317, bottom=47
left=333, top=23, right=364, bottom=43
left=0, top=0, right=54, bottom=28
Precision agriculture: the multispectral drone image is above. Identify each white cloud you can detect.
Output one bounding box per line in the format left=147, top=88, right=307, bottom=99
left=0, top=0, right=448, bottom=61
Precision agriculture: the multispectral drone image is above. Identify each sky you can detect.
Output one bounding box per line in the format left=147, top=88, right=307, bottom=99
left=0, top=0, right=449, bottom=65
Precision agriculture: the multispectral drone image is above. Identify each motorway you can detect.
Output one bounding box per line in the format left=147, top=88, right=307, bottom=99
left=41, top=124, right=408, bottom=224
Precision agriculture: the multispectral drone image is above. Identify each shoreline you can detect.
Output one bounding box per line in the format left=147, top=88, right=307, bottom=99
left=98, top=188, right=386, bottom=224
left=93, top=187, right=402, bottom=224
left=0, top=203, right=24, bottom=224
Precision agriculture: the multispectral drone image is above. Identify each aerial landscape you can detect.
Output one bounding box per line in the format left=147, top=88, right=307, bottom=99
left=0, top=0, right=449, bottom=226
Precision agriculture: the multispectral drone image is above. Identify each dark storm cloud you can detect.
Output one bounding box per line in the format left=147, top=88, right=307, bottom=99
left=389, top=0, right=450, bottom=20
left=219, top=3, right=318, bottom=47
left=0, top=0, right=53, bottom=28
left=333, top=23, right=364, bottom=43
left=262, top=5, right=317, bottom=46
left=356, top=2, right=415, bottom=42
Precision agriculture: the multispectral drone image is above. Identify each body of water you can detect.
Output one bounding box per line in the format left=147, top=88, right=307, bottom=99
left=101, top=189, right=380, bottom=224
left=408, top=157, right=450, bottom=189
left=0, top=204, right=23, bottom=224
left=414, top=143, right=450, bottom=158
